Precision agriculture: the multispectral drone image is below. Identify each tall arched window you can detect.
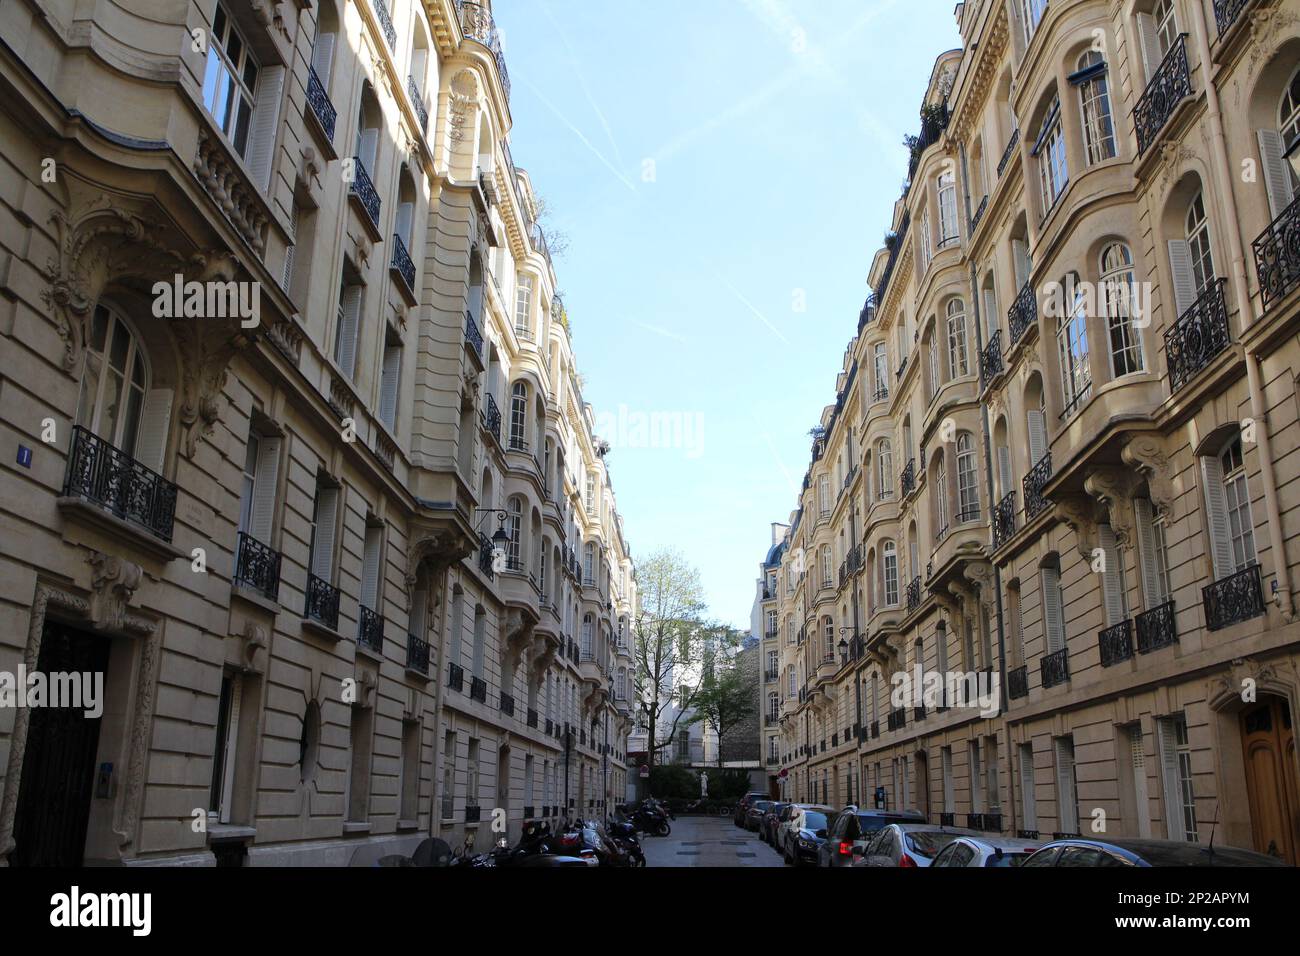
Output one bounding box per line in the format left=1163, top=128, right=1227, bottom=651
left=1034, top=93, right=1068, bottom=211
left=506, top=497, right=522, bottom=568
left=937, top=168, right=959, bottom=247
left=957, top=433, right=979, bottom=522
left=945, top=299, right=968, bottom=378
left=1153, top=0, right=1177, bottom=56
left=1260, top=67, right=1300, bottom=219
left=1058, top=277, right=1092, bottom=411
left=1075, top=50, right=1116, bottom=165
left=873, top=342, right=889, bottom=400
left=877, top=439, right=893, bottom=499
left=509, top=381, right=527, bottom=450
left=1186, top=193, right=1216, bottom=295
left=934, top=455, right=949, bottom=535
left=582, top=614, right=594, bottom=657
left=882, top=541, right=899, bottom=606
left=926, top=325, right=940, bottom=395
left=1100, top=242, right=1143, bottom=376
left=583, top=542, right=594, bottom=583
left=76, top=304, right=153, bottom=463
left=823, top=617, right=834, bottom=660
left=821, top=545, right=833, bottom=588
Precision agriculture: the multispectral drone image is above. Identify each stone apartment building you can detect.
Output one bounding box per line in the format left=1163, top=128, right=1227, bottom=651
left=771, top=0, right=1300, bottom=864
left=754, top=522, right=788, bottom=792
left=0, top=0, right=636, bottom=866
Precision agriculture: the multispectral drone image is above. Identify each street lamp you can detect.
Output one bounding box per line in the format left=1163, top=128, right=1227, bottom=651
left=473, top=508, right=512, bottom=566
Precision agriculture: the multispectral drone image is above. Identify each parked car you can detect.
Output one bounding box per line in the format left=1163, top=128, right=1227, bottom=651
left=734, top=791, right=769, bottom=827
left=779, top=805, right=834, bottom=866
left=760, top=802, right=790, bottom=844
left=1021, top=837, right=1290, bottom=867
left=852, top=823, right=979, bottom=867
left=816, top=807, right=926, bottom=867
left=744, top=800, right=774, bottom=831
left=930, top=835, right=1044, bottom=867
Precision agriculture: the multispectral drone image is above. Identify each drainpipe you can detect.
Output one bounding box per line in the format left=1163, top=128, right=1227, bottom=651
left=1188, top=2, right=1295, bottom=621
left=849, top=498, right=863, bottom=794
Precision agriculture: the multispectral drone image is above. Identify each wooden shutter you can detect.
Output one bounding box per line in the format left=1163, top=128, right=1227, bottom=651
left=1133, top=497, right=1166, bottom=606
left=379, top=343, right=401, bottom=429
left=246, top=65, right=285, bottom=193
left=1054, top=738, right=1077, bottom=832
left=1027, top=409, right=1047, bottom=466
left=1156, top=717, right=1184, bottom=840
left=1136, top=14, right=1163, bottom=83
left=1013, top=239, right=1031, bottom=288
left=1099, top=524, right=1127, bottom=626
left=1019, top=744, right=1036, bottom=828
left=311, top=33, right=336, bottom=86
left=1199, top=455, right=1235, bottom=581
left=1041, top=566, right=1065, bottom=653
left=358, top=127, right=379, bottom=174
left=395, top=202, right=414, bottom=246
left=134, top=387, right=173, bottom=472
left=1167, top=240, right=1197, bottom=316
left=983, top=287, right=998, bottom=337
left=997, top=445, right=1012, bottom=497
left=1129, top=726, right=1152, bottom=838
left=1257, top=129, right=1296, bottom=219
left=282, top=203, right=298, bottom=291
left=336, top=285, right=363, bottom=379
left=310, top=485, right=339, bottom=581
left=360, top=524, right=382, bottom=609
left=249, top=435, right=281, bottom=544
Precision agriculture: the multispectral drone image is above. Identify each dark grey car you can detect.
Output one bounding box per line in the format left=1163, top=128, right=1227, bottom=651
left=817, top=807, right=926, bottom=867
left=853, top=824, right=979, bottom=867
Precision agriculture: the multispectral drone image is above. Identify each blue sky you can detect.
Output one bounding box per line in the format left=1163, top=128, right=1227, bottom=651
left=494, top=0, right=960, bottom=629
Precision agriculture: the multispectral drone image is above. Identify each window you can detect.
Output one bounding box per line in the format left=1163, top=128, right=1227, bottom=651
left=515, top=274, right=534, bottom=339
left=1258, top=68, right=1300, bottom=218
left=789, top=668, right=796, bottom=696
left=583, top=542, right=594, bottom=582
left=768, top=693, right=779, bottom=721
left=466, top=739, right=480, bottom=809
left=956, top=433, right=979, bottom=522
left=946, top=299, right=968, bottom=378
left=823, top=618, right=834, bottom=659
left=1058, top=280, right=1091, bottom=411
left=877, top=440, right=893, bottom=499
left=379, top=329, right=402, bottom=430
left=1098, top=524, right=1128, bottom=626
left=1222, top=439, right=1257, bottom=573
left=359, top=521, right=384, bottom=613
left=1034, top=96, right=1068, bottom=213
left=1185, top=193, right=1216, bottom=295
left=201, top=5, right=258, bottom=158
left=507, top=498, right=522, bottom=569
left=1075, top=51, right=1116, bottom=164
left=334, top=279, right=363, bottom=380
left=1054, top=736, right=1079, bottom=834
left=821, top=546, right=833, bottom=588
left=1019, top=743, right=1037, bottom=831
left=882, top=541, right=899, bottom=606
left=927, top=329, right=940, bottom=396
left=209, top=673, right=241, bottom=823
left=873, top=343, right=889, bottom=399
left=308, top=478, right=339, bottom=585
left=919, top=212, right=933, bottom=271
left=509, top=382, right=527, bottom=450
left=818, top=475, right=831, bottom=517
left=75, top=304, right=166, bottom=468
left=283, top=201, right=300, bottom=290
left=441, top=732, right=456, bottom=818
left=1153, top=0, right=1177, bottom=58
left=938, top=169, right=959, bottom=246
left=1134, top=497, right=1171, bottom=606
left=1157, top=714, right=1197, bottom=842
left=1021, top=0, right=1047, bottom=44
left=471, top=606, right=486, bottom=676
left=1100, top=243, right=1143, bottom=376
left=1041, top=561, right=1066, bottom=653
left=582, top=614, right=594, bottom=657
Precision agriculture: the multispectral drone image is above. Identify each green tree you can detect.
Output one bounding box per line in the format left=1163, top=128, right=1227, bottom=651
left=687, top=628, right=753, bottom=766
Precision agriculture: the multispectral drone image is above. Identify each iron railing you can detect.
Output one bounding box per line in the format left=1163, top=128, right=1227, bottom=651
left=906, top=576, right=922, bottom=613
left=448, top=662, right=464, bottom=692
left=1023, top=453, right=1052, bottom=521
left=390, top=233, right=416, bottom=293
left=371, top=0, right=396, bottom=49
left=970, top=194, right=989, bottom=235
left=1203, top=564, right=1265, bottom=631
left=470, top=675, right=488, bottom=703
left=1252, top=194, right=1300, bottom=311
left=500, top=692, right=515, bottom=716
left=358, top=605, right=384, bottom=653
left=481, top=392, right=502, bottom=442
left=464, top=311, right=484, bottom=357
left=980, top=329, right=1003, bottom=383
left=234, top=531, right=281, bottom=600
left=1008, top=665, right=1029, bottom=700
left=526, top=708, right=538, bottom=728
left=406, top=633, right=430, bottom=673
left=305, top=573, right=340, bottom=630
left=458, top=1, right=510, bottom=101
left=1040, top=647, right=1070, bottom=689
left=406, top=75, right=428, bottom=135
left=1136, top=599, right=1178, bottom=653
left=1008, top=281, right=1036, bottom=346
left=1213, top=0, right=1253, bottom=36
left=306, top=66, right=336, bottom=143
left=63, top=425, right=177, bottom=541
left=1134, top=35, right=1191, bottom=155
left=900, top=458, right=916, bottom=497
left=1098, top=620, right=1133, bottom=667
left=993, top=491, right=1016, bottom=549
left=1165, top=279, right=1229, bottom=392
left=349, top=157, right=381, bottom=229
left=997, top=128, right=1020, bottom=178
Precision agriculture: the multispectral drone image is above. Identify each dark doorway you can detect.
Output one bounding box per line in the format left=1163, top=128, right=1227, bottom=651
left=9, top=620, right=111, bottom=866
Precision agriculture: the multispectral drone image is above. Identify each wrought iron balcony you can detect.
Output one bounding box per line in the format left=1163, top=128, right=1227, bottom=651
left=913, top=705, right=926, bottom=722
left=970, top=194, right=989, bottom=235
left=1098, top=620, right=1133, bottom=667
left=967, top=813, right=1002, bottom=832
left=306, top=66, right=336, bottom=144
left=481, top=392, right=502, bottom=442
left=940, top=813, right=955, bottom=827
left=526, top=707, right=538, bottom=728
left=886, top=708, right=906, bottom=731
left=873, top=382, right=889, bottom=403
left=1165, top=279, right=1229, bottom=393
left=992, top=491, right=1016, bottom=549
left=448, top=662, right=464, bottom=692
left=63, top=425, right=178, bottom=541
left=458, top=1, right=511, bottom=101
left=1008, top=664, right=1029, bottom=700
left=500, top=692, right=515, bottom=716
left=465, top=805, right=481, bottom=823
left=1203, top=564, right=1265, bottom=631
left=371, top=0, right=396, bottom=49
left=980, top=330, right=1003, bottom=383
left=390, top=233, right=416, bottom=294
left=870, top=720, right=879, bottom=739
left=1017, top=829, right=1040, bottom=840
left=470, top=675, right=488, bottom=703
left=1023, top=452, right=1052, bottom=521
left=1136, top=599, right=1178, bottom=653
left=906, top=576, right=921, bottom=613
left=305, top=573, right=340, bottom=630
left=349, top=157, right=381, bottom=229
left=234, top=531, right=281, bottom=601
left=1040, top=647, right=1070, bottom=689
left=464, top=311, right=484, bottom=358
left=357, top=605, right=384, bottom=653
left=1213, top=0, right=1253, bottom=36
left=900, top=458, right=916, bottom=497
left=406, top=633, right=430, bottom=673
left=997, top=128, right=1020, bottom=178
left=1008, top=281, right=1036, bottom=347
left=1253, top=194, right=1300, bottom=312
left=477, top=532, right=496, bottom=579
left=1135, top=35, right=1191, bottom=155
left=508, top=433, right=529, bottom=453
left=406, top=75, right=428, bottom=135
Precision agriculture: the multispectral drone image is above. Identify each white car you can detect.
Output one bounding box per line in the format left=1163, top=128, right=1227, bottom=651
left=929, top=835, right=1044, bottom=867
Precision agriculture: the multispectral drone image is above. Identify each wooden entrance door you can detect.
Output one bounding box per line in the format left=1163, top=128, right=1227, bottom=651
left=1239, top=696, right=1300, bottom=864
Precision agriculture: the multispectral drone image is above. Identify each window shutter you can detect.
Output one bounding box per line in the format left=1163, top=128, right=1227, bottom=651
left=1098, top=524, right=1127, bottom=626
left=983, top=287, right=998, bottom=337
left=1133, top=497, right=1165, bottom=607
left=249, top=435, right=281, bottom=544
left=997, top=445, right=1012, bottom=497
left=1019, top=744, right=1036, bottom=828
left=395, top=202, right=414, bottom=246
left=336, top=285, right=363, bottom=379
left=1156, top=717, right=1183, bottom=840
left=281, top=243, right=295, bottom=291
left=379, top=344, right=401, bottom=429
left=312, top=34, right=336, bottom=86
left=134, top=387, right=173, bottom=472
left=246, top=65, right=286, bottom=194
left=1013, top=239, right=1031, bottom=288
left=1199, top=455, right=1235, bottom=581
left=410, top=588, right=428, bottom=640
left=1167, top=240, right=1196, bottom=317
left=1136, top=14, right=1162, bottom=82
left=1129, top=727, right=1152, bottom=838
left=1027, top=409, right=1047, bottom=466
left=310, top=485, right=339, bottom=581
left=219, top=676, right=242, bottom=824
left=1054, top=738, right=1077, bottom=832
left=358, top=128, right=379, bottom=174
left=360, top=525, right=382, bottom=610
left=1041, top=566, right=1064, bottom=653
left=1256, top=129, right=1296, bottom=220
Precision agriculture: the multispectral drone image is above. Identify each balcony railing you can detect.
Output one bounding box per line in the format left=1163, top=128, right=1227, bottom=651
left=1008, top=664, right=1029, bottom=700
left=305, top=573, right=340, bottom=631
left=1135, top=35, right=1191, bottom=155
left=1136, top=599, right=1178, bottom=653
left=992, top=491, right=1016, bottom=549
left=464, top=311, right=484, bottom=358
left=389, top=233, right=416, bottom=295
left=306, top=66, right=336, bottom=144
left=458, top=1, right=511, bottom=101
left=1213, top=0, right=1253, bottom=36
left=1253, top=194, right=1300, bottom=312
left=358, top=605, right=384, bottom=653
left=1098, top=620, right=1133, bottom=667
left=980, top=329, right=1003, bottom=383
left=997, top=128, right=1020, bottom=178
left=906, top=576, right=921, bottom=613
left=234, top=531, right=281, bottom=601
left=63, top=425, right=178, bottom=541
left=967, top=813, right=1002, bottom=833
left=448, top=662, right=464, bottom=692
left=970, top=195, right=989, bottom=235
left=508, top=433, right=529, bottom=453
left=371, top=0, right=396, bottom=49
left=1040, top=647, right=1069, bottom=689
left=406, top=633, right=430, bottom=673
left=1165, top=279, right=1229, bottom=392
left=1023, top=453, right=1052, bottom=521
left=477, top=532, right=496, bottom=579
left=349, top=157, right=381, bottom=229
left=470, top=675, right=488, bottom=703
left=406, top=75, right=428, bottom=135
left=481, top=392, right=502, bottom=442
left=900, top=459, right=916, bottom=497
left=526, top=708, right=538, bottom=729
left=500, top=692, right=515, bottom=716
left=1203, top=564, right=1266, bottom=631
left=1008, top=281, right=1036, bottom=347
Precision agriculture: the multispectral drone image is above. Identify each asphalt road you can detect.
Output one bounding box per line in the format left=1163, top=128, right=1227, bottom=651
left=641, top=814, right=786, bottom=867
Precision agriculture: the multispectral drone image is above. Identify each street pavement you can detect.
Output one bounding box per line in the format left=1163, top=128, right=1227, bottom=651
left=641, top=813, right=786, bottom=867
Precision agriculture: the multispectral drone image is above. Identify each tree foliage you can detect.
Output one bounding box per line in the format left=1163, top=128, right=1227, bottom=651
left=687, top=627, right=754, bottom=765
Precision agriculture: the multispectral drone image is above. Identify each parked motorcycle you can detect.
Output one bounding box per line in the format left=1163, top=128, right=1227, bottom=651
left=621, top=800, right=672, bottom=837
left=605, top=818, right=648, bottom=866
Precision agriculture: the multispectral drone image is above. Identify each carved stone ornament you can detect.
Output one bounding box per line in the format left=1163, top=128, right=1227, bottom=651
left=239, top=620, right=268, bottom=672
left=88, top=551, right=143, bottom=632
left=1121, top=433, right=1175, bottom=519
left=448, top=92, right=474, bottom=145
left=1248, top=8, right=1300, bottom=73
left=1055, top=494, right=1100, bottom=560
left=1083, top=466, right=1140, bottom=548
left=1205, top=657, right=1298, bottom=711
left=405, top=530, right=474, bottom=593
left=963, top=561, right=995, bottom=609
